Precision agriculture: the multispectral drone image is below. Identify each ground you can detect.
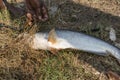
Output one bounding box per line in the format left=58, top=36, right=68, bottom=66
left=0, top=0, right=120, bottom=80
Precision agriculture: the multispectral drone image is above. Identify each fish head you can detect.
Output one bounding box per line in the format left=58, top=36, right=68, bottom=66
left=31, top=33, right=49, bottom=50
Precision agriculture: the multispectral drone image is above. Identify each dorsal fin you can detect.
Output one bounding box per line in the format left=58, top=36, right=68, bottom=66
left=48, top=28, right=57, bottom=44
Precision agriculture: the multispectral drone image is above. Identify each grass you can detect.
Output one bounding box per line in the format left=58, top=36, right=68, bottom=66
left=0, top=0, right=120, bottom=80
left=38, top=51, right=99, bottom=80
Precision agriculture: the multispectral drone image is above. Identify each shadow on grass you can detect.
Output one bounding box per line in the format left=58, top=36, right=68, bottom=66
left=55, top=0, right=120, bottom=30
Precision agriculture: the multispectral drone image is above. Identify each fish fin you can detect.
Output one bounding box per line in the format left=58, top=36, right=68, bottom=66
left=49, top=47, right=59, bottom=54
left=48, top=28, right=57, bottom=44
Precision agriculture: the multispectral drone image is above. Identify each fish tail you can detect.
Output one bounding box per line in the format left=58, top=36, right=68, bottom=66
left=104, top=43, right=120, bottom=64
left=109, top=47, right=120, bottom=64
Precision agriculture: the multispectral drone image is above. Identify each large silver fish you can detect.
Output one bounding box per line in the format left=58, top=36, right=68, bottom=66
left=26, top=29, right=120, bottom=63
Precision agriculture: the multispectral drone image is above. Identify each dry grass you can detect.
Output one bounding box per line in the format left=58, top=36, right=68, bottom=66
left=0, top=0, right=120, bottom=80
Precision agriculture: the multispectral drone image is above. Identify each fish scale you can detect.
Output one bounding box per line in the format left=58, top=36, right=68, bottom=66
left=29, top=29, right=120, bottom=64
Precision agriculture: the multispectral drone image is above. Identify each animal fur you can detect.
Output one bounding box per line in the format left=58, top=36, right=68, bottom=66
left=25, top=0, right=48, bottom=25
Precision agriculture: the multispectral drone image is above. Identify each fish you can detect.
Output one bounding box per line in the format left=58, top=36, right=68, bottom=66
left=25, top=29, right=120, bottom=64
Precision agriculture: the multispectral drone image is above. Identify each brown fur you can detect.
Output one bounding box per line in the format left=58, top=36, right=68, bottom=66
left=25, top=0, right=48, bottom=26
left=0, top=0, right=5, bottom=10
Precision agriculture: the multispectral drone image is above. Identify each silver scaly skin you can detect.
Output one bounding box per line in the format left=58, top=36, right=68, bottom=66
left=27, top=29, right=120, bottom=63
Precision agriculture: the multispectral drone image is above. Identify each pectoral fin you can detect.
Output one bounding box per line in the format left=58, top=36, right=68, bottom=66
left=49, top=47, right=59, bottom=54
left=48, top=28, right=57, bottom=44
